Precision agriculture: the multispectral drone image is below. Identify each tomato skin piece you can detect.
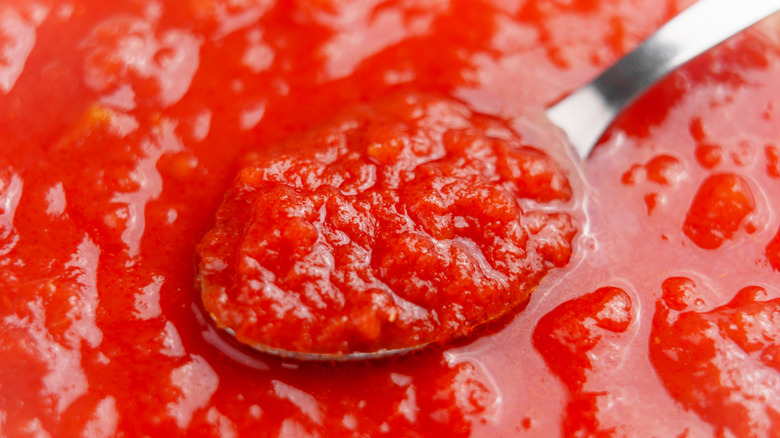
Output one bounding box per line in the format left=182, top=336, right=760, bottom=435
left=533, top=286, right=633, bottom=436
left=650, top=278, right=780, bottom=437
left=197, top=92, right=578, bottom=356
left=767, top=227, right=780, bottom=271
left=683, top=173, right=756, bottom=249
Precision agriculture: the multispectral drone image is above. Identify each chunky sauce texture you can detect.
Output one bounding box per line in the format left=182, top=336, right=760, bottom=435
left=197, top=92, right=576, bottom=356
left=1, top=0, right=779, bottom=436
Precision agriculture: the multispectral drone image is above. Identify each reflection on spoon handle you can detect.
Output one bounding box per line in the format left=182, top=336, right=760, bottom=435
left=547, top=0, right=780, bottom=158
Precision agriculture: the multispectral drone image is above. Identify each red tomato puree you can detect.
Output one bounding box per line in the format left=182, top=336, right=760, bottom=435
left=1, top=0, right=779, bottom=436
left=197, top=92, right=576, bottom=356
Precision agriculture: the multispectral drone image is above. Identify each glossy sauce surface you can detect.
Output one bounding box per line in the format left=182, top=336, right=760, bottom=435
left=1, top=0, right=779, bottom=436
left=197, top=92, right=577, bottom=356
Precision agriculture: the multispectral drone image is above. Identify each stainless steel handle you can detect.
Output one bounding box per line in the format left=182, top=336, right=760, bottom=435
left=546, top=0, right=780, bottom=158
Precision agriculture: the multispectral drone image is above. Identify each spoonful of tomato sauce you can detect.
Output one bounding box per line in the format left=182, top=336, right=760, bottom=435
left=196, top=0, right=780, bottom=361
left=197, top=92, right=579, bottom=360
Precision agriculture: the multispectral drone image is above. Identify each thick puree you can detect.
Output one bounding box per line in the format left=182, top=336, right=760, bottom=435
left=197, top=91, right=577, bottom=356
left=1, top=0, right=779, bottom=436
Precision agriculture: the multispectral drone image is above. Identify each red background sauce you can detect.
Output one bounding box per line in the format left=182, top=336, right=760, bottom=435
left=1, top=0, right=779, bottom=436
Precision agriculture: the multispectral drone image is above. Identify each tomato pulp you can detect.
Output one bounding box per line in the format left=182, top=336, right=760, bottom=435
left=1, top=0, right=779, bottom=436
left=197, top=92, right=577, bottom=356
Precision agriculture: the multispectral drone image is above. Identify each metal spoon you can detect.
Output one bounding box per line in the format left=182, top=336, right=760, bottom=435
left=214, top=0, right=780, bottom=361
left=547, top=0, right=780, bottom=158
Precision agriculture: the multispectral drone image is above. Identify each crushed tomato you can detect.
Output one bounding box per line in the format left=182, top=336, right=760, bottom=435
left=197, top=92, right=576, bottom=356
left=1, top=0, right=779, bottom=436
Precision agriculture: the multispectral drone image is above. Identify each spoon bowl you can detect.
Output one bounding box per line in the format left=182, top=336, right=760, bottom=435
left=214, top=0, right=780, bottom=361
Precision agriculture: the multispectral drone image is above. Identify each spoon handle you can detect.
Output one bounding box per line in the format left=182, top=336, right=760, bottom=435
left=547, top=0, right=780, bottom=158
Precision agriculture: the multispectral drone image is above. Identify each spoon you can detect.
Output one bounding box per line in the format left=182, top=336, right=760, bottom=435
left=215, top=0, right=780, bottom=361
left=547, top=0, right=780, bottom=158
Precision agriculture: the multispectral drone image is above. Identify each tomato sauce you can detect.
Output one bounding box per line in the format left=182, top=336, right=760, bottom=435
left=1, top=0, right=779, bottom=436
left=197, top=92, right=577, bottom=356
